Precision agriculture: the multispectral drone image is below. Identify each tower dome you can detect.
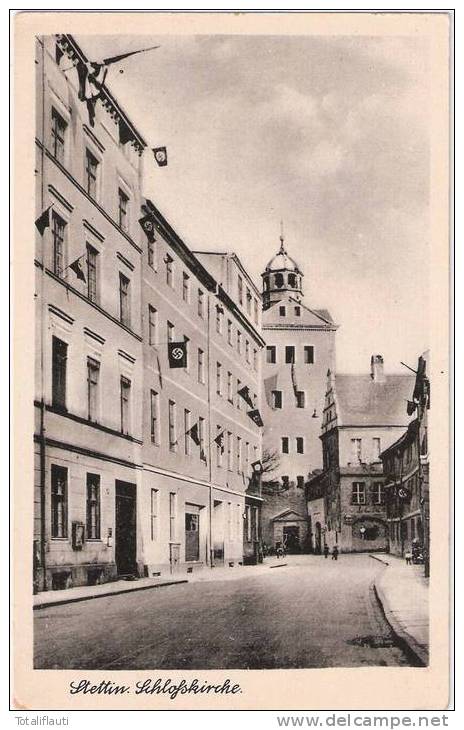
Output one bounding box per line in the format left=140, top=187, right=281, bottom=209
left=262, top=229, right=304, bottom=309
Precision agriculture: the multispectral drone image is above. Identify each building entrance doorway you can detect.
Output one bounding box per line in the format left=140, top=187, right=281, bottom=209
left=283, top=525, right=300, bottom=553
left=115, top=481, right=137, bottom=576
left=314, top=522, right=322, bottom=554
left=185, top=511, right=200, bottom=562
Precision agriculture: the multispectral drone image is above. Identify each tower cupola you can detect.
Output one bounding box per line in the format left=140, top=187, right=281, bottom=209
left=261, top=226, right=304, bottom=309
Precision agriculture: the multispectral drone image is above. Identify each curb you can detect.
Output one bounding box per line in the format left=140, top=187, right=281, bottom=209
left=33, top=578, right=188, bottom=611
left=369, top=554, right=390, bottom=566
left=372, top=579, right=428, bottom=668
left=269, top=562, right=288, bottom=569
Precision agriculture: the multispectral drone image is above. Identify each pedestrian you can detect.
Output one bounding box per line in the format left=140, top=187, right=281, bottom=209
left=323, top=544, right=329, bottom=559
left=275, top=541, right=284, bottom=559
left=405, top=551, right=412, bottom=565
left=331, top=545, right=339, bottom=561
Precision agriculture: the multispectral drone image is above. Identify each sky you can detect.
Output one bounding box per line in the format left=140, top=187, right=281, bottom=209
left=77, top=33, right=430, bottom=374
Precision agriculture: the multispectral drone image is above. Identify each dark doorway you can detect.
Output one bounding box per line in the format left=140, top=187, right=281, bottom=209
left=283, top=525, right=300, bottom=553
left=185, top=512, right=200, bottom=562
left=115, top=481, right=137, bottom=576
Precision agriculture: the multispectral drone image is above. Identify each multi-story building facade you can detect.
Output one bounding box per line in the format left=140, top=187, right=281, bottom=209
left=34, top=34, right=265, bottom=592
left=260, top=235, right=337, bottom=552
left=140, top=218, right=265, bottom=577
left=34, top=34, right=146, bottom=590
left=380, top=353, right=430, bottom=576
left=306, top=356, right=415, bottom=553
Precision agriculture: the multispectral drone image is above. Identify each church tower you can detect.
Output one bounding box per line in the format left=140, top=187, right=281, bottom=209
left=260, top=230, right=338, bottom=552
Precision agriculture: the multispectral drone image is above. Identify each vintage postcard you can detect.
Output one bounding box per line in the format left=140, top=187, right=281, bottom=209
left=12, top=10, right=451, bottom=711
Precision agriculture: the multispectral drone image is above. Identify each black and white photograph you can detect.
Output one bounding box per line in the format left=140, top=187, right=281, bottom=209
left=12, top=10, right=451, bottom=712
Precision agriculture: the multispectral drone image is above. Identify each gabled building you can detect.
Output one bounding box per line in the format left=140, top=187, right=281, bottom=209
left=306, top=355, right=414, bottom=553
left=260, top=233, right=338, bottom=551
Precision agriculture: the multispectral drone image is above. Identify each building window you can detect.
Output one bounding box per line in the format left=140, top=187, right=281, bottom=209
left=52, top=336, right=67, bottom=410
left=236, top=436, right=242, bottom=473
left=169, top=492, right=177, bottom=541
left=227, top=371, right=233, bottom=403
left=150, top=390, right=159, bottom=444
left=147, top=238, right=156, bottom=269
left=55, top=42, right=64, bottom=65
left=216, top=305, right=223, bottom=334
left=198, top=289, right=204, bottom=318
left=246, top=287, right=252, bottom=314
left=372, top=437, right=381, bottom=460
left=254, top=298, right=259, bottom=324
left=184, top=408, right=191, bottom=455
left=119, top=273, right=130, bottom=327
left=150, top=488, right=158, bottom=541
left=120, top=376, right=131, bottom=434
left=285, top=346, right=295, bottom=364
left=216, top=362, right=222, bottom=396
left=51, top=107, right=67, bottom=163
left=351, top=482, right=366, bottom=505
left=236, top=379, right=242, bottom=410
left=279, top=306, right=286, bottom=317
left=168, top=399, right=177, bottom=451
left=182, top=272, right=190, bottom=302
left=51, top=464, right=67, bottom=538
left=245, top=505, right=251, bottom=541
left=245, top=441, right=250, bottom=475
left=86, top=473, right=101, bottom=540
left=197, top=348, right=205, bottom=384
left=87, top=357, right=100, bottom=421
left=282, top=475, right=290, bottom=489
left=297, top=475, right=305, bottom=488
left=86, top=243, right=98, bottom=302
left=271, top=390, right=282, bottom=409
left=199, top=417, right=205, bottom=459
left=165, top=321, right=175, bottom=345
left=304, top=345, right=315, bottom=364
left=237, top=330, right=242, bottom=354
left=165, top=254, right=174, bottom=287
left=253, top=348, right=258, bottom=370
left=281, top=437, right=289, bottom=454
left=148, top=305, right=157, bottom=345
left=118, top=188, right=129, bottom=231
left=227, top=319, right=233, bottom=345
left=52, top=212, right=66, bottom=277
left=371, top=483, right=385, bottom=505
left=266, top=346, right=276, bottom=364
left=85, top=149, right=99, bottom=198
left=296, top=437, right=304, bottom=454
left=295, top=306, right=301, bottom=316
left=296, top=391, right=305, bottom=408
left=245, top=339, right=250, bottom=363
left=227, top=431, right=233, bottom=471
left=238, top=275, right=243, bottom=305
left=351, top=438, right=362, bottom=463
left=215, top=425, right=223, bottom=467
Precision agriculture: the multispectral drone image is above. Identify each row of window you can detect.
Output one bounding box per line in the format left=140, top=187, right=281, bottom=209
left=51, top=465, right=101, bottom=539
left=50, top=211, right=133, bottom=327
left=350, top=437, right=382, bottom=464
left=266, top=345, right=315, bottom=365
left=281, top=436, right=306, bottom=455
left=236, top=273, right=260, bottom=324
left=270, top=390, right=309, bottom=409
left=52, top=107, right=132, bottom=229
left=217, top=428, right=259, bottom=474
left=351, top=482, right=385, bottom=506
left=215, top=306, right=259, bottom=368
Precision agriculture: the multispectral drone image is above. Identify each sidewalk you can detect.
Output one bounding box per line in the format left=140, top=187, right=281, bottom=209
left=33, top=575, right=188, bottom=610
left=33, top=558, right=288, bottom=609
left=370, top=552, right=429, bottom=666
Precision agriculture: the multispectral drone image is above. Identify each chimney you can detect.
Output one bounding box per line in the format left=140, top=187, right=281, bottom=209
left=371, top=354, right=385, bottom=382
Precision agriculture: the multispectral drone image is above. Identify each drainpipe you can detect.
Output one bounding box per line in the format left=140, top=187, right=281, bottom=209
left=39, top=37, right=47, bottom=592
left=206, top=293, right=213, bottom=567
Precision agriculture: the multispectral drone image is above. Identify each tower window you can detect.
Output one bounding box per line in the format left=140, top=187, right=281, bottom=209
left=294, top=306, right=301, bottom=316
left=296, top=437, right=304, bottom=454
left=288, top=273, right=296, bottom=288
left=304, top=345, right=314, bottom=364
left=281, top=437, right=289, bottom=454
left=296, top=391, right=305, bottom=408
left=279, top=306, right=286, bottom=317
left=275, top=273, right=284, bottom=288
left=271, top=390, right=282, bottom=409
left=285, top=346, right=295, bottom=364
left=266, top=345, right=276, bottom=364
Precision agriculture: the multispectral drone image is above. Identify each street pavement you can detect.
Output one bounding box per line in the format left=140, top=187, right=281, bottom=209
left=34, top=554, right=412, bottom=670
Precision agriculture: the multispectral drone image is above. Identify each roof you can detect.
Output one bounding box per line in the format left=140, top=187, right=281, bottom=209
left=334, top=373, right=415, bottom=426
left=265, top=239, right=301, bottom=273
